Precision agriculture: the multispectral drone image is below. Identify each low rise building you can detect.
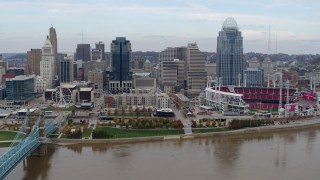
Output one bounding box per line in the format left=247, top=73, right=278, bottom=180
left=174, top=93, right=190, bottom=109
left=156, top=93, right=170, bottom=109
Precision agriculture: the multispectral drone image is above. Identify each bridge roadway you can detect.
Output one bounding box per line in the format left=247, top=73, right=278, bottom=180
left=0, top=119, right=58, bottom=180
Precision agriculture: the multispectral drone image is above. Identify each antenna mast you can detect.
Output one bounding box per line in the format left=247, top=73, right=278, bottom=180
left=268, top=23, right=271, bottom=54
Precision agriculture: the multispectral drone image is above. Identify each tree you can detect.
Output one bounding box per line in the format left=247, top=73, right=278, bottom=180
left=129, top=105, right=133, bottom=115
left=145, top=122, right=150, bottom=129
left=151, top=121, right=157, bottom=129
left=135, top=107, right=140, bottom=116
left=92, top=130, right=113, bottom=139
left=114, top=108, right=118, bottom=116
left=148, top=107, right=153, bottom=115
left=122, top=107, right=126, bottom=116
left=68, top=119, right=73, bottom=125
left=107, top=109, right=111, bottom=115
left=142, top=106, right=147, bottom=114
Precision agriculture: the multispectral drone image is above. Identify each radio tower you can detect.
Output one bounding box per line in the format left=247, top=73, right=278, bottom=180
left=276, top=31, right=278, bottom=54
left=267, top=23, right=271, bottom=54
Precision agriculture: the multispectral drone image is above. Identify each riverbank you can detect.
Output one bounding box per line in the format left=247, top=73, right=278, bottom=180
left=51, top=117, right=320, bottom=146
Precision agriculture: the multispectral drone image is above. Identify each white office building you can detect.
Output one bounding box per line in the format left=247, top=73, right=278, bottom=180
left=40, top=36, right=55, bottom=89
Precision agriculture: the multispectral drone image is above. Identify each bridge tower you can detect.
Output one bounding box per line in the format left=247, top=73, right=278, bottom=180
left=31, top=114, right=48, bottom=156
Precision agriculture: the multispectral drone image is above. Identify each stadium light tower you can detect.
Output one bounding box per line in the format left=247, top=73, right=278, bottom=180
left=278, top=72, right=283, bottom=117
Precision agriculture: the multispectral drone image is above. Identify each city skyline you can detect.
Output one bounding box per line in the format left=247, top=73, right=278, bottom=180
left=0, top=0, right=319, bottom=54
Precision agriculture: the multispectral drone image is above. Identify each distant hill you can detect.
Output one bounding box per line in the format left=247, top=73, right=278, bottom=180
left=2, top=53, right=26, bottom=60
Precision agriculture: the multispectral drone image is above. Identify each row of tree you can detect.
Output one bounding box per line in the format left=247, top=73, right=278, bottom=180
left=191, top=120, right=224, bottom=128
left=107, top=106, right=153, bottom=117
left=113, top=119, right=184, bottom=129
left=228, top=119, right=274, bottom=129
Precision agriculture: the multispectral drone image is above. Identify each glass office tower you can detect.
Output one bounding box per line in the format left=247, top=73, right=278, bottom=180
left=216, top=17, right=243, bottom=86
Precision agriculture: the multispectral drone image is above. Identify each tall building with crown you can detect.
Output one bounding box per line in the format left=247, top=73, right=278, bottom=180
left=40, top=36, right=55, bottom=88
left=49, top=26, right=58, bottom=76
left=216, top=17, right=243, bottom=86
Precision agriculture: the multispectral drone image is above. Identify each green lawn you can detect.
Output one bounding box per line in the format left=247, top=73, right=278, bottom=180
left=0, top=142, right=11, bottom=147
left=83, top=128, right=92, bottom=138
left=94, top=127, right=183, bottom=138
left=192, top=127, right=229, bottom=134
left=0, top=131, right=25, bottom=141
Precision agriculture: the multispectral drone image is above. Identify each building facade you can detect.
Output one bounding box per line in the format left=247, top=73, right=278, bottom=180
left=160, top=60, right=185, bottom=94
left=216, top=17, right=243, bottom=86
left=261, top=57, right=274, bottom=77
left=0, top=66, right=6, bottom=84
left=88, top=69, right=104, bottom=90
left=40, top=36, right=55, bottom=89
left=244, top=68, right=264, bottom=87
left=26, top=49, right=42, bottom=76
left=205, top=63, right=217, bottom=79
left=186, top=43, right=207, bottom=97
left=76, top=44, right=91, bottom=62
left=109, top=37, right=133, bottom=93
left=131, top=56, right=145, bottom=73
left=49, top=26, right=58, bottom=76
left=156, top=93, right=170, bottom=109
left=6, top=75, right=35, bottom=102
left=91, top=49, right=103, bottom=61
left=60, top=54, right=74, bottom=83
left=95, top=41, right=105, bottom=61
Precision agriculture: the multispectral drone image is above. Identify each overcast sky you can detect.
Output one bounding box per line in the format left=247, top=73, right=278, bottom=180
left=0, top=0, right=319, bottom=54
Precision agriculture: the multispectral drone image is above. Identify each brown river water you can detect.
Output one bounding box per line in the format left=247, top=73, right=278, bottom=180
left=1, top=127, right=320, bottom=180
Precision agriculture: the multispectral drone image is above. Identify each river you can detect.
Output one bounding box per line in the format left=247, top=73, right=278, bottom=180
left=1, top=127, right=320, bottom=180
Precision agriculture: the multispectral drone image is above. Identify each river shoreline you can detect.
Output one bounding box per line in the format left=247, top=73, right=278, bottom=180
left=51, top=117, right=320, bottom=146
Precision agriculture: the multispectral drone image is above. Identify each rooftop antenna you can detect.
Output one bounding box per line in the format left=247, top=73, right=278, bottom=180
left=276, top=31, right=278, bottom=54
left=81, top=28, right=84, bottom=44
left=268, top=22, right=271, bottom=54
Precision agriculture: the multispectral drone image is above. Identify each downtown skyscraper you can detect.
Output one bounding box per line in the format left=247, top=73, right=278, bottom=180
left=40, top=36, right=55, bottom=88
left=49, top=26, right=58, bottom=76
left=109, top=37, right=132, bottom=93
left=216, top=17, right=244, bottom=86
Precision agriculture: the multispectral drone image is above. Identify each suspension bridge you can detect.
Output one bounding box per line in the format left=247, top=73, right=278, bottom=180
left=0, top=114, right=62, bottom=180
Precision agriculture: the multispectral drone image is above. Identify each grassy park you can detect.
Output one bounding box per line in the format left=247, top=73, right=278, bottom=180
left=0, top=130, right=24, bottom=141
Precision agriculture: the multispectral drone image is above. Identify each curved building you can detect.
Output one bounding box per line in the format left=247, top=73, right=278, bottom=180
left=216, top=17, right=243, bottom=86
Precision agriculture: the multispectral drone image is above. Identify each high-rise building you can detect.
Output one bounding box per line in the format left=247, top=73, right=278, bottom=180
left=40, top=36, right=55, bottom=89
left=60, top=54, right=74, bottom=83
left=109, top=37, right=133, bottom=93
left=6, top=75, right=35, bottom=102
left=159, top=47, right=187, bottom=80
left=160, top=59, right=185, bottom=94
left=83, top=61, right=107, bottom=81
left=95, top=41, right=105, bottom=61
left=0, top=56, right=8, bottom=72
left=0, top=66, right=6, bottom=84
left=131, top=56, right=145, bottom=73
left=26, top=49, right=42, bottom=75
left=248, top=57, right=260, bottom=68
left=186, top=43, right=207, bottom=97
left=88, top=69, right=104, bottom=90
left=216, top=17, right=243, bottom=86
left=73, top=60, right=83, bottom=81
left=244, top=68, right=264, bottom=87
left=91, top=49, right=103, bottom=61
left=76, top=44, right=91, bottom=62
left=261, top=57, right=273, bottom=77
left=49, top=26, right=58, bottom=76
